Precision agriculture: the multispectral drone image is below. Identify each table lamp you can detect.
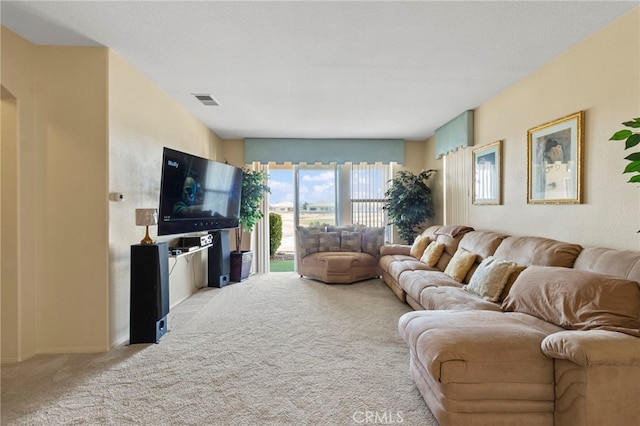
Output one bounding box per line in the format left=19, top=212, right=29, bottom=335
left=135, top=208, right=158, bottom=245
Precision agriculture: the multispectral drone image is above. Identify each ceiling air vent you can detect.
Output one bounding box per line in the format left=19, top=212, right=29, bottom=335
left=192, top=93, right=220, bottom=106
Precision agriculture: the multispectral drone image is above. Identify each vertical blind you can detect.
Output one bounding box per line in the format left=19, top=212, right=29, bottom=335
left=350, top=163, right=390, bottom=228
left=444, top=147, right=471, bottom=226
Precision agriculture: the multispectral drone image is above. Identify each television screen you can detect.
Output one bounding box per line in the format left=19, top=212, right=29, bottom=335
left=158, top=147, right=243, bottom=235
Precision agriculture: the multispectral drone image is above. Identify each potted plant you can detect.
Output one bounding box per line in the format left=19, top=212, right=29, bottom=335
left=383, top=169, right=436, bottom=243
left=230, top=168, right=270, bottom=281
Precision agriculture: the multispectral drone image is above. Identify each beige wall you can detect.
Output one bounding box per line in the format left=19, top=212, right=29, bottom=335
left=1, top=28, right=225, bottom=357
left=1, top=28, right=38, bottom=362
left=1, top=28, right=110, bottom=359
left=466, top=8, right=640, bottom=250
left=108, top=51, right=223, bottom=344
left=1, top=92, right=19, bottom=362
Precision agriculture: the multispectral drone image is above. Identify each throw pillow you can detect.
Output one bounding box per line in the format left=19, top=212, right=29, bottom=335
left=297, top=227, right=319, bottom=257
left=318, top=232, right=341, bottom=252
left=341, top=231, right=362, bottom=252
left=420, top=241, right=445, bottom=267
left=362, top=227, right=385, bottom=257
left=410, top=234, right=430, bottom=259
left=502, top=266, right=640, bottom=337
left=443, top=248, right=477, bottom=282
left=465, top=256, right=517, bottom=302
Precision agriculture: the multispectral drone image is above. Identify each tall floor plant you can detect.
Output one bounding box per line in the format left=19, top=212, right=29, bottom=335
left=383, top=169, right=436, bottom=243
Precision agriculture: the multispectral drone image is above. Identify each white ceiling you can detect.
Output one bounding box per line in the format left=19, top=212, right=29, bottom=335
left=2, top=1, right=637, bottom=140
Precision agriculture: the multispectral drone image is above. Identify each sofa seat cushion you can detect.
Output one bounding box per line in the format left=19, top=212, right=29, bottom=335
left=301, top=251, right=378, bottom=271
left=419, top=286, right=503, bottom=311
left=399, top=270, right=461, bottom=302
left=385, top=256, right=434, bottom=282
left=398, top=310, right=562, bottom=398
left=378, top=253, right=413, bottom=271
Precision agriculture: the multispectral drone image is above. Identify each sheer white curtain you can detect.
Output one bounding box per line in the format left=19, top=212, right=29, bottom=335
left=250, top=162, right=270, bottom=274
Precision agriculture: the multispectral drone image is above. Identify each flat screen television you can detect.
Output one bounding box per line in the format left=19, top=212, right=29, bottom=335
left=158, top=147, right=243, bottom=236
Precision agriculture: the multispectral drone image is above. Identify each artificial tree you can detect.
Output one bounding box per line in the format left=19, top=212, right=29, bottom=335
left=383, top=169, right=436, bottom=243
left=231, top=168, right=270, bottom=281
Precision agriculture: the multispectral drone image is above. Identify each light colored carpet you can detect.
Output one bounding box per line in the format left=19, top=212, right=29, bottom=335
left=2, top=273, right=438, bottom=425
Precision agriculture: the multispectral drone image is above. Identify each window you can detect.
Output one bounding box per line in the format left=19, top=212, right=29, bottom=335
left=349, top=163, right=390, bottom=228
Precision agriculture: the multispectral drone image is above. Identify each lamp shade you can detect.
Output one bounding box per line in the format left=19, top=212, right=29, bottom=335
left=135, top=208, right=158, bottom=226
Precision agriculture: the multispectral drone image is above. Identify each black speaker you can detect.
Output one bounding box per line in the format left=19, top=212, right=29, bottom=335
left=130, top=242, right=169, bottom=344
left=208, top=229, right=230, bottom=287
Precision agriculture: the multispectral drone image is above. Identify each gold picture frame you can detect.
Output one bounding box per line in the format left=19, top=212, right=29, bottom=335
left=472, top=140, right=502, bottom=205
left=527, top=111, right=584, bottom=204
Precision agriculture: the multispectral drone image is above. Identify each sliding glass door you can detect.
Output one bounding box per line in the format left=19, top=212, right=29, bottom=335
left=295, top=164, right=337, bottom=227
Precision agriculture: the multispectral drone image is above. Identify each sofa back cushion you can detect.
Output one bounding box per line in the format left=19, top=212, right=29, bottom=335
left=340, top=231, right=362, bottom=252
left=361, top=227, right=385, bottom=257
left=419, top=225, right=442, bottom=242
left=318, top=232, right=341, bottom=252
left=574, top=247, right=640, bottom=283
left=493, top=236, right=582, bottom=268
left=502, top=265, right=640, bottom=337
left=297, top=227, right=320, bottom=257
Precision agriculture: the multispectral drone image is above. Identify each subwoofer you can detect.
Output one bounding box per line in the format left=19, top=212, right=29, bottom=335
left=208, top=229, right=230, bottom=287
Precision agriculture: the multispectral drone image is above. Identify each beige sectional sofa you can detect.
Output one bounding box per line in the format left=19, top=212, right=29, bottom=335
left=380, top=225, right=640, bottom=426
left=295, top=224, right=384, bottom=284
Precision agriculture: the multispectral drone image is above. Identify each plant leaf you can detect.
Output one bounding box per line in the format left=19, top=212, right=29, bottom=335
left=623, top=161, right=640, bottom=173
left=628, top=174, right=640, bottom=183
left=611, top=129, right=633, bottom=140
left=625, top=134, right=640, bottom=149
left=622, top=118, right=640, bottom=128
left=625, top=152, right=640, bottom=162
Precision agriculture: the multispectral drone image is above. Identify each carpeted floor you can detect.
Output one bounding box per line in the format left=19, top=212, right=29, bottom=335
left=1, top=273, right=438, bottom=425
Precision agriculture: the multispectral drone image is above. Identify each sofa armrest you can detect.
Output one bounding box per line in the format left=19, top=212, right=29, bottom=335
left=380, top=244, right=411, bottom=256
left=541, top=330, right=640, bottom=367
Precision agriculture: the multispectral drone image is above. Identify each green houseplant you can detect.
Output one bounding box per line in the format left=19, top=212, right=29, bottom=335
left=231, top=168, right=270, bottom=281
left=610, top=117, right=640, bottom=183
left=383, top=169, right=436, bottom=243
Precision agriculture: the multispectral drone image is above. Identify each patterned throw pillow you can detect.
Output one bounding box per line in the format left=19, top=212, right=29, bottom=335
left=465, top=256, right=518, bottom=302
left=362, top=227, right=385, bottom=257
left=410, top=234, right=431, bottom=259
left=340, top=231, right=362, bottom=252
left=318, top=232, right=341, bottom=252
left=297, top=227, right=320, bottom=257
left=443, top=248, right=477, bottom=282
left=420, top=241, right=445, bottom=267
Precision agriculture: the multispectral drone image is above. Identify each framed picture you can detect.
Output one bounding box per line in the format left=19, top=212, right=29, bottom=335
left=527, top=111, right=584, bottom=204
left=472, top=140, right=502, bottom=205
